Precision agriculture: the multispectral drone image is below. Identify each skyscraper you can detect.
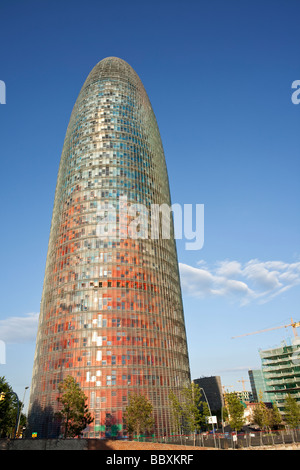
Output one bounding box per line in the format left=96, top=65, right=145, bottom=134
left=28, top=57, right=190, bottom=438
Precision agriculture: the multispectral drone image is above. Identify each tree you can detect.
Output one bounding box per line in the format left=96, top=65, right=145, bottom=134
left=169, top=383, right=210, bottom=445
left=252, top=391, right=281, bottom=432
left=168, top=390, right=183, bottom=435
left=181, top=383, right=203, bottom=441
left=56, top=376, right=93, bottom=438
left=268, top=404, right=282, bottom=430
left=225, top=392, right=245, bottom=432
left=0, top=376, right=24, bottom=438
left=252, top=400, right=269, bottom=430
left=284, top=394, right=300, bottom=429
left=199, top=401, right=211, bottom=429
left=123, top=393, right=154, bottom=439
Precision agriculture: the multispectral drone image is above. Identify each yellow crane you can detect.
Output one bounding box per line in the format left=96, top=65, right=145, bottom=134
left=237, top=378, right=246, bottom=391
left=222, top=385, right=233, bottom=393
left=231, top=317, right=300, bottom=339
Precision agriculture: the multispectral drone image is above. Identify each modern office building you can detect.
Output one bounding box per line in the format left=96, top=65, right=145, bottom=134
left=28, top=57, right=191, bottom=438
left=248, top=369, right=271, bottom=402
left=259, top=338, right=300, bottom=414
left=193, top=376, right=224, bottom=412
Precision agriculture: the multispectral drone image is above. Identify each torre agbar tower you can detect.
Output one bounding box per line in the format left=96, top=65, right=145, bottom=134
left=28, top=57, right=190, bottom=438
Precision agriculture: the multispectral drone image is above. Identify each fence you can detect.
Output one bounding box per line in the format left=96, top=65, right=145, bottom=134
left=133, top=428, right=300, bottom=449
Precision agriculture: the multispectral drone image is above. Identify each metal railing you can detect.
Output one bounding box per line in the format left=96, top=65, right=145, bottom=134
left=132, top=428, right=300, bottom=449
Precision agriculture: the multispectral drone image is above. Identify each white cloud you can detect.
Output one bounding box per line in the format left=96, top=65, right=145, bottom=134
left=179, top=259, right=300, bottom=305
left=215, top=260, right=242, bottom=278
left=0, top=312, right=39, bottom=344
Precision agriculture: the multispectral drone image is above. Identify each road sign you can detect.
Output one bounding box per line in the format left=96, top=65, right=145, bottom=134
left=207, top=416, right=217, bottom=424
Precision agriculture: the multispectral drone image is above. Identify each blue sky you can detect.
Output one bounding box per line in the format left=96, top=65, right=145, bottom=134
left=0, top=0, right=299, bottom=411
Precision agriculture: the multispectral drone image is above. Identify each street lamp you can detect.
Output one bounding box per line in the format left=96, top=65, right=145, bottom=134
left=199, top=387, right=216, bottom=447
left=12, top=392, right=19, bottom=439
left=198, top=387, right=212, bottom=417
left=16, top=386, right=29, bottom=438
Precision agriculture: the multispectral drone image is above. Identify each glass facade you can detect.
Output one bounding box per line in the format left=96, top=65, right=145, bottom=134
left=248, top=369, right=271, bottom=403
left=28, top=57, right=190, bottom=438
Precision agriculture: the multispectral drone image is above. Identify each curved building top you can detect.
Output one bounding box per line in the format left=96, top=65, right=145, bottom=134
left=81, top=56, right=148, bottom=99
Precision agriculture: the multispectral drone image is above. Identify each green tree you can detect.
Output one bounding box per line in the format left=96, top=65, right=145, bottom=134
left=268, top=404, right=282, bottom=430
left=169, top=383, right=210, bottom=445
left=252, top=391, right=282, bottom=432
left=181, top=383, right=202, bottom=442
left=225, top=392, right=245, bottom=432
left=168, top=390, right=183, bottom=435
left=57, top=376, right=93, bottom=438
left=252, top=400, right=269, bottom=430
left=199, top=401, right=211, bottom=429
left=284, top=394, right=300, bottom=429
left=123, top=393, right=154, bottom=439
left=0, top=376, right=24, bottom=438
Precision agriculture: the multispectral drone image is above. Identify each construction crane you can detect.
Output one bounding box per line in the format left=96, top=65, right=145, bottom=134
left=222, top=385, right=233, bottom=393
left=231, top=317, right=300, bottom=339
left=237, top=378, right=246, bottom=391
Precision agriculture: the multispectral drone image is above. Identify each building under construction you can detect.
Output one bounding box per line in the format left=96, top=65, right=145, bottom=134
left=234, top=318, right=300, bottom=414
left=259, top=337, right=300, bottom=414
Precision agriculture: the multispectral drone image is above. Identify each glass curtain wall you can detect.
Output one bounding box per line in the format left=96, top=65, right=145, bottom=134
left=28, top=57, right=190, bottom=438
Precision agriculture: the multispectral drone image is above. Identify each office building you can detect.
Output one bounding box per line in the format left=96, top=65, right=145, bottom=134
left=248, top=369, right=270, bottom=402
left=193, top=376, right=224, bottom=412
left=28, top=57, right=190, bottom=437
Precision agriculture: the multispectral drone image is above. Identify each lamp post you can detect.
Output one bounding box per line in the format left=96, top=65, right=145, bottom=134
left=12, top=392, right=19, bottom=439
left=199, top=387, right=216, bottom=448
left=16, top=386, right=29, bottom=438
